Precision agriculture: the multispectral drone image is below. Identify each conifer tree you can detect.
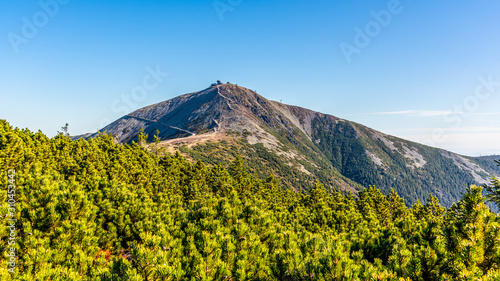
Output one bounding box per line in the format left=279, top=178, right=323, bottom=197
left=137, top=127, right=148, bottom=146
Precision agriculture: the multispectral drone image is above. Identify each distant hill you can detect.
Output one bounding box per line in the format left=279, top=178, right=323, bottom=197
left=77, top=82, right=500, bottom=206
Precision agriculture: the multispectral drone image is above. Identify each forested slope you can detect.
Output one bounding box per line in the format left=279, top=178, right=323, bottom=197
left=2, top=120, right=500, bottom=280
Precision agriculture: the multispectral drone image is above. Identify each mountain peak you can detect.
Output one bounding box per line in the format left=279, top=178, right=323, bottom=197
left=90, top=83, right=270, bottom=143
left=210, top=81, right=261, bottom=99
left=78, top=83, right=500, bottom=207
left=90, top=82, right=326, bottom=145
left=219, top=83, right=262, bottom=100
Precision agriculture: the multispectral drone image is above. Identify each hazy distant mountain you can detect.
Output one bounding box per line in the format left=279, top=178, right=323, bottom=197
left=79, top=82, right=500, bottom=207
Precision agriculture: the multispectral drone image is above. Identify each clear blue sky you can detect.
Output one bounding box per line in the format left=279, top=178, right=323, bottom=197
left=1, top=0, right=499, bottom=156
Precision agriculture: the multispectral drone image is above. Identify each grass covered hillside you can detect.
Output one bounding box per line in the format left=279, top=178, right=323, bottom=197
left=2, top=119, right=500, bottom=280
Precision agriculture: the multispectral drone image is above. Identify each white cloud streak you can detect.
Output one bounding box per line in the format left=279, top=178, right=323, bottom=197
left=373, top=110, right=500, bottom=117
left=387, top=127, right=500, bottom=133
left=374, top=110, right=458, bottom=117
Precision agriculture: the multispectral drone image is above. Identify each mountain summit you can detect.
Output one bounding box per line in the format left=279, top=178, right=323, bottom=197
left=97, top=82, right=319, bottom=145
left=84, top=82, right=500, bottom=206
